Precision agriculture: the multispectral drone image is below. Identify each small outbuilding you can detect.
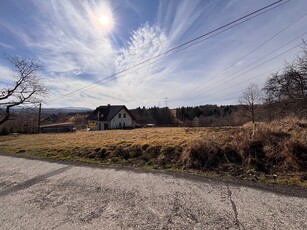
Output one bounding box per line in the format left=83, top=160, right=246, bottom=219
left=40, top=122, right=75, bottom=133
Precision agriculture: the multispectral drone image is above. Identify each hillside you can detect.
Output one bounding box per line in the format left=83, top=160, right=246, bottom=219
left=0, top=117, right=306, bottom=186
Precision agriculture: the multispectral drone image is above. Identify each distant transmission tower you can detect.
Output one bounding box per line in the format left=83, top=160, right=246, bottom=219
left=165, top=97, right=168, bottom=108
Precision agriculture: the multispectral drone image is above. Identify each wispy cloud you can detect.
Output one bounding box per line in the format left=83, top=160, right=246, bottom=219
left=0, top=42, right=14, bottom=49
left=1, top=0, right=307, bottom=108
left=0, top=64, right=16, bottom=85
left=18, top=1, right=116, bottom=77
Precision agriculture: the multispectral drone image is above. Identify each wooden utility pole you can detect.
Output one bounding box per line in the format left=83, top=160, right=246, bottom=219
left=38, top=103, right=41, bottom=133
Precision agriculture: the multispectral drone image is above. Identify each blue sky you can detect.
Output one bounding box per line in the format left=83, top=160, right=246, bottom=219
left=0, top=0, right=307, bottom=109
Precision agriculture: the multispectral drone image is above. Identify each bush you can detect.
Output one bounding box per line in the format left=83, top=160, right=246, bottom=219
left=187, top=117, right=307, bottom=175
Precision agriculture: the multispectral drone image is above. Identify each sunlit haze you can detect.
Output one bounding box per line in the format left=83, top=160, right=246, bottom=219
left=0, top=0, right=307, bottom=109
left=98, top=12, right=114, bottom=31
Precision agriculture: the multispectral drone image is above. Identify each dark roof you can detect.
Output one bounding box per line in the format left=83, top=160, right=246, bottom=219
left=40, top=122, right=74, bottom=128
left=88, top=105, right=135, bottom=122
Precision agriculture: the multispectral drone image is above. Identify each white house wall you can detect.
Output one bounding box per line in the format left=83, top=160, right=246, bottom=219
left=110, top=108, right=133, bottom=129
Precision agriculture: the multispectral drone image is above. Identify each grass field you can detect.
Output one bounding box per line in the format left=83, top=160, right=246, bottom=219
left=0, top=117, right=306, bottom=186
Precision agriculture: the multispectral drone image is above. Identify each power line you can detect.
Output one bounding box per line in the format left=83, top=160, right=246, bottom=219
left=220, top=11, right=307, bottom=73
left=146, top=65, right=283, bottom=108
left=183, top=65, right=285, bottom=105
left=144, top=65, right=284, bottom=108
left=47, top=0, right=288, bottom=104
left=199, top=42, right=303, bottom=96
left=104, top=63, right=286, bottom=109
left=171, top=42, right=303, bottom=103
left=118, top=5, right=304, bottom=106
left=171, top=29, right=307, bottom=103
left=186, top=10, right=307, bottom=94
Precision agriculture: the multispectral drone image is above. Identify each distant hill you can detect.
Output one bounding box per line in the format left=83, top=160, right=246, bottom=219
left=42, top=107, right=93, bottom=114
left=10, top=107, right=92, bottom=114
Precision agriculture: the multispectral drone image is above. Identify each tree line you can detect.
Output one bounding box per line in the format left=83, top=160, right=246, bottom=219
left=131, top=107, right=173, bottom=126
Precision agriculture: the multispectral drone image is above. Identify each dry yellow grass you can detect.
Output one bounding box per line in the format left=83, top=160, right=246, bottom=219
left=0, top=118, right=306, bottom=186
left=0, top=127, right=208, bottom=152
left=0, top=127, right=217, bottom=165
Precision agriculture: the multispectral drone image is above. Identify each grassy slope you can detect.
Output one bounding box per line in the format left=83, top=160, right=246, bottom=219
left=0, top=117, right=306, bottom=186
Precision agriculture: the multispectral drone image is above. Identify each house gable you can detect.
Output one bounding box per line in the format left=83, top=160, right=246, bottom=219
left=88, top=105, right=134, bottom=130
left=109, top=107, right=133, bottom=129
left=107, top=106, right=135, bottom=122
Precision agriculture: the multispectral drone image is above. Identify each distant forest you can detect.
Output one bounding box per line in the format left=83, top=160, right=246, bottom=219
left=130, top=105, right=243, bottom=127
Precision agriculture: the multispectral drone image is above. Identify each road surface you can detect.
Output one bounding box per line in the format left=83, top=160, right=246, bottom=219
left=0, top=154, right=306, bottom=229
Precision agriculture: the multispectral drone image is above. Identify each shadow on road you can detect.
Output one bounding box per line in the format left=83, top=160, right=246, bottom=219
left=0, top=165, right=72, bottom=198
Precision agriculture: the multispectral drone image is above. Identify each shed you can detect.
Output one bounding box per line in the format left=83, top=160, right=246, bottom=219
left=40, top=122, right=75, bottom=133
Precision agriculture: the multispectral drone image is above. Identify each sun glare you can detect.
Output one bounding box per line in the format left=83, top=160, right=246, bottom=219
left=99, top=15, right=109, bottom=25
left=98, top=13, right=114, bottom=32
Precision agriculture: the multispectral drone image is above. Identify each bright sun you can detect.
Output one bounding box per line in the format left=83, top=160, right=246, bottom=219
left=98, top=13, right=114, bottom=31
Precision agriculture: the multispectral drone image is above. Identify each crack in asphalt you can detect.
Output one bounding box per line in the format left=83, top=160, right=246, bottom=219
left=226, top=185, right=246, bottom=230
left=0, top=166, right=72, bottom=197
left=161, top=192, right=199, bottom=229
left=172, top=192, right=199, bottom=223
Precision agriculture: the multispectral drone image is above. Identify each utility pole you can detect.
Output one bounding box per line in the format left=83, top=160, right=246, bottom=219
left=38, top=103, right=41, bottom=133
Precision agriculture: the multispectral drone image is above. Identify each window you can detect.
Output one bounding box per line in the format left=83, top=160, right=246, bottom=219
left=123, top=113, right=126, bottom=118
left=118, top=113, right=121, bottom=118
left=123, top=122, right=125, bottom=127
left=119, top=122, right=122, bottom=128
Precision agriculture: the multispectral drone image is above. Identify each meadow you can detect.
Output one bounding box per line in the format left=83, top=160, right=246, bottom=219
left=0, top=117, right=306, bottom=186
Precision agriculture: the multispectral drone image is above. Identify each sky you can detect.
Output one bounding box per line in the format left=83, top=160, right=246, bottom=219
left=0, top=0, right=307, bottom=109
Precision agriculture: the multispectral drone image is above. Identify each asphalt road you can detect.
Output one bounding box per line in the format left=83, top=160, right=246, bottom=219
left=0, top=155, right=306, bottom=230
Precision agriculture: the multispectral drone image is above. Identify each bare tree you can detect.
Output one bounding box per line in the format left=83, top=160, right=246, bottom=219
left=239, top=83, right=262, bottom=123
left=263, top=63, right=307, bottom=117
left=0, top=56, right=47, bottom=125
left=263, top=44, right=307, bottom=117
